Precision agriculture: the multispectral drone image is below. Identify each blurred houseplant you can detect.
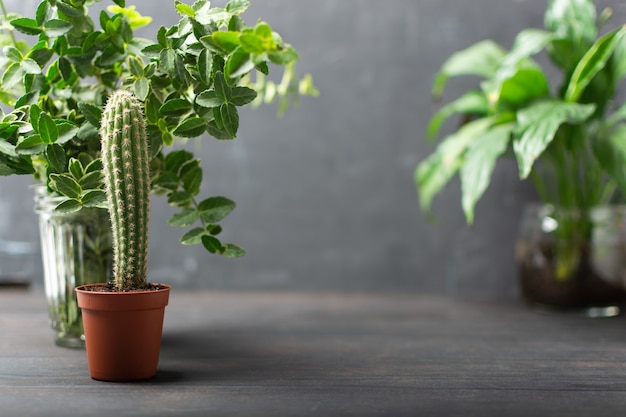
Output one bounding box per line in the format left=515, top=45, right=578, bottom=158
left=0, top=0, right=316, bottom=346
left=415, top=0, right=626, bottom=314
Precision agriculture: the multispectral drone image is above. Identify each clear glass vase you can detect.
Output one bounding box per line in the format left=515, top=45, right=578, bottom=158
left=516, top=204, right=626, bottom=317
left=34, top=187, right=113, bottom=347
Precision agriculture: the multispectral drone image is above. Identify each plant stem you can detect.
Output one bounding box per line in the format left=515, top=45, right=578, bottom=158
left=0, top=0, right=17, bottom=46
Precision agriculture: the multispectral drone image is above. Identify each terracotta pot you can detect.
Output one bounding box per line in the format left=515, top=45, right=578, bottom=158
left=75, top=283, right=171, bottom=382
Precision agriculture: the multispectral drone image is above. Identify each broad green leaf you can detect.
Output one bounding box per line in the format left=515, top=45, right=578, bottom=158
left=502, top=29, right=555, bottom=68
left=79, top=171, right=103, bottom=190
left=15, top=91, right=39, bottom=108
left=239, top=32, right=265, bottom=53
left=268, top=46, right=299, bottom=65
left=415, top=118, right=494, bottom=212
left=165, top=149, right=193, bottom=173
left=513, top=100, right=595, bottom=178
left=15, top=134, right=45, bottom=154
left=213, top=71, right=230, bottom=101
left=68, top=157, right=83, bottom=179
left=45, top=143, right=66, bottom=172
left=50, top=173, right=81, bottom=199
left=212, top=31, right=241, bottom=53
left=484, top=66, right=549, bottom=107
left=81, top=190, right=108, bottom=208
left=38, top=112, right=58, bottom=144
left=220, top=103, right=239, bottom=137
left=226, top=0, right=251, bottom=15
left=133, top=77, right=150, bottom=101
left=159, top=48, right=176, bottom=76
left=55, top=198, right=82, bottom=214
left=10, top=18, right=42, bottom=35
left=172, top=116, right=207, bottom=138
left=2, top=63, right=24, bottom=89
left=176, top=2, right=195, bottom=18
left=565, top=26, right=626, bottom=102
left=78, top=102, right=102, bottom=128
left=29, top=105, right=42, bottom=131
left=592, top=126, right=626, bottom=193
left=159, top=98, right=192, bottom=116
left=35, top=1, right=50, bottom=26
left=545, top=0, right=597, bottom=44
left=197, top=49, right=213, bottom=85
left=221, top=243, right=245, bottom=258
left=230, top=86, right=257, bottom=106
left=198, top=196, right=235, bottom=223
left=225, top=47, right=254, bottom=79
left=4, top=46, right=22, bottom=62
left=168, top=191, right=194, bottom=207
left=55, top=121, right=79, bottom=144
left=460, top=123, right=515, bottom=224
left=432, top=40, right=506, bottom=98
left=180, top=227, right=206, bottom=245
left=201, top=235, right=222, bottom=253
left=168, top=208, right=199, bottom=227
left=27, top=47, right=53, bottom=67
left=127, top=56, right=144, bottom=77
left=21, top=58, right=41, bottom=75
left=427, top=90, right=489, bottom=140
left=56, top=2, right=85, bottom=17
left=196, top=90, right=224, bottom=108
left=58, top=56, right=73, bottom=81
left=43, top=19, right=73, bottom=37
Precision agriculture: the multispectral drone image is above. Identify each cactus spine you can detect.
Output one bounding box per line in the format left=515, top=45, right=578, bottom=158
left=100, top=90, right=151, bottom=290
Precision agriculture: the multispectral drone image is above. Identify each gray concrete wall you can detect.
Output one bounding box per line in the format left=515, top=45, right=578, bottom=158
left=1, top=0, right=623, bottom=294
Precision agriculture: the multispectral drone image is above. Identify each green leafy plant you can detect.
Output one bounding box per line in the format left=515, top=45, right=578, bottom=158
left=0, top=0, right=317, bottom=256
left=415, top=0, right=626, bottom=225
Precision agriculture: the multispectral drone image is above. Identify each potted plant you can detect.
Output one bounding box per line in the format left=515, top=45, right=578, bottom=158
left=75, top=90, right=167, bottom=382
left=0, top=0, right=316, bottom=346
left=415, top=0, right=626, bottom=314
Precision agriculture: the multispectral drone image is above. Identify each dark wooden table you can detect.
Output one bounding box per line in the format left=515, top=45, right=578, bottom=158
left=2, top=289, right=626, bottom=416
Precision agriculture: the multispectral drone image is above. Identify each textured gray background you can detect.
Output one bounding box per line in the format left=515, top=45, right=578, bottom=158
left=1, top=0, right=623, bottom=294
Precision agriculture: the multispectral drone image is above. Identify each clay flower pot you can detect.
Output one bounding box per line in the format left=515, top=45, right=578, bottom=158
left=75, top=284, right=171, bottom=381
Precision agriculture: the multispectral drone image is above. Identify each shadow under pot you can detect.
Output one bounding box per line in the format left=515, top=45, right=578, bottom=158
left=516, top=204, right=626, bottom=317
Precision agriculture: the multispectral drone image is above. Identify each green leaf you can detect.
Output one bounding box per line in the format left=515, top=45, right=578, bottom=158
left=593, top=125, right=626, bottom=193
left=21, top=58, right=41, bottom=75
left=180, top=227, right=206, bottom=245
left=545, top=0, right=597, bottom=45
left=460, top=123, right=514, bottom=224
left=4, top=46, right=22, bottom=62
left=195, top=90, right=224, bottom=108
left=212, top=31, right=241, bottom=53
left=15, top=134, right=45, bottom=155
left=168, top=208, right=199, bottom=227
left=127, top=56, right=144, bottom=77
left=159, top=98, right=192, bottom=116
left=172, top=116, right=207, bottom=138
left=2, top=63, right=24, bottom=89
left=513, top=100, right=595, bottom=178
left=432, top=40, right=505, bottom=98
left=79, top=171, right=103, bottom=190
left=43, top=19, right=73, bottom=37
left=483, top=66, right=549, bottom=107
left=564, top=26, right=626, bottom=102
left=225, top=47, right=254, bottom=79
left=502, top=29, right=555, bottom=68
left=36, top=1, right=50, bottom=26
left=213, top=71, right=230, bottom=101
left=239, top=32, right=264, bottom=54
left=427, top=91, right=488, bottom=140
left=133, top=77, right=150, bottom=101
left=38, top=112, right=58, bottom=144
left=58, top=56, right=73, bottom=82
left=221, top=243, right=245, bottom=258
left=176, top=1, right=196, bottom=17
left=197, top=49, right=213, bottom=85
left=55, top=199, right=82, bottom=214
left=415, top=118, right=494, bottom=213
left=15, top=91, right=39, bottom=108
left=268, top=46, right=299, bottom=65
left=68, top=158, right=83, bottom=179
left=46, top=143, right=66, bottom=172
left=230, top=86, right=257, bottom=106
left=10, top=18, right=42, bottom=35
left=168, top=191, right=194, bottom=207
left=50, top=173, right=81, bottom=199
left=78, top=102, right=102, bottom=128
left=27, top=47, right=53, bottom=67
left=56, top=121, right=79, bottom=144
left=81, top=190, right=108, bottom=209
left=226, top=0, right=251, bottom=15
left=201, top=235, right=222, bottom=253
left=198, top=196, right=235, bottom=223
left=56, top=2, right=85, bottom=17
left=220, top=103, right=239, bottom=137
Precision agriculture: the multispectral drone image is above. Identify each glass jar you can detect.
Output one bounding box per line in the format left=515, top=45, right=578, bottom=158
left=34, top=187, right=113, bottom=347
left=516, top=204, right=626, bottom=317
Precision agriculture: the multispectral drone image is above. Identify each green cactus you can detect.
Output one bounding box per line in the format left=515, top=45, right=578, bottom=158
left=100, top=90, right=151, bottom=290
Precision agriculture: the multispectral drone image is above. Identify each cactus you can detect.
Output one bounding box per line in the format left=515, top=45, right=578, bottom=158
left=100, top=90, right=151, bottom=290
